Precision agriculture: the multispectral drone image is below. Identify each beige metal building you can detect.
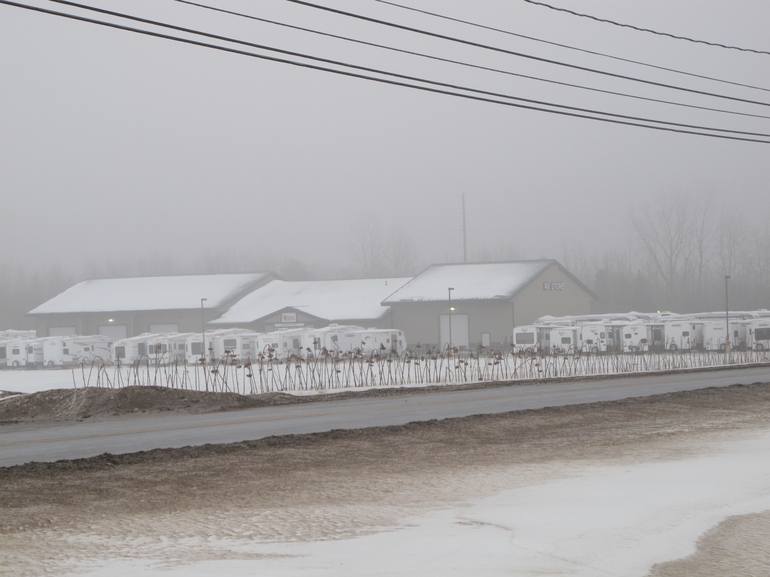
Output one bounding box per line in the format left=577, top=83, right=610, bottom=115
left=382, top=260, right=594, bottom=351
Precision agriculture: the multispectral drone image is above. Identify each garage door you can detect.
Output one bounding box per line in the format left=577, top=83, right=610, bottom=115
left=149, top=323, right=179, bottom=334
left=50, top=326, right=77, bottom=337
left=99, top=325, right=128, bottom=340
left=439, top=314, right=469, bottom=349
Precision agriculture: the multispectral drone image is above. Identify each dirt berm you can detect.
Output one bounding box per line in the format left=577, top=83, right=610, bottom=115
left=0, top=386, right=304, bottom=424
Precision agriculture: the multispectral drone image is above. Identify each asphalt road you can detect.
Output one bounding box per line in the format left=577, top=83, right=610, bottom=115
left=2, top=366, right=769, bottom=468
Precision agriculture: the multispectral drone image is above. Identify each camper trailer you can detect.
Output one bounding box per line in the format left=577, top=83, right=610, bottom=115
left=41, top=335, right=112, bottom=367
left=578, top=323, right=608, bottom=353
left=545, top=326, right=577, bottom=354
left=112, top=333, right=156, bottom=364
left=621, top=323, right=650, bottom=353
left=208, top=329, right=258, bottom=362
left=662, top=320, right=696, bottom=351
left=3, top=339, right=26, bottom=367
left=143, top=334, right=177, bottom=364
left=0, top=338, right=13, bottom=368
left=6, top=337, right=51, bottom=368
left=164, top=333, right=205, bottom=364
left=747, top=318, right=770, bottom=350
left=341, top=328, right=406, bottom=356
left=513, top=325, right=540, bottom=353
left=305, top=325, right=362, bottom=355
left=252, top=328, right=310, bottom=360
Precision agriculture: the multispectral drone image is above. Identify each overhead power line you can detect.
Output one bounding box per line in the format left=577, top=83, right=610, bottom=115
left=1, top=1, right=768, bottom=144
left=172, top=0, right=770, bottom=122
left=374, top=0, right=770, bottom=93
left=522, top=0, right=770, bottom=56
left=283, top=0, right=770, bottom=109
left=38, top=0, right=770, bottom=138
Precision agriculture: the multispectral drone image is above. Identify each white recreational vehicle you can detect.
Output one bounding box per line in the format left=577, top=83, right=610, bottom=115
left=207, top=329, right=258, bottom=362
left=513, top=325, right=576, bottom=354
left=746, top=318, right=770, bottom=350
left=661, top=320, right=696, bottom=351
left=578, top=323, right=608, bottom=353
left=513, top=325, right=540, bottom=353
left=41, top=335, right=112, bottom=367
left=253, top=328, right=310, bottom=360
left=341, top=328, right=407, bottom=356
left=2, top=338, right=39, bottom=367
left=112, top=333, right=156, bottom=364
left=538, top=326, right=577, bottom=354
left=305, top=325, right=362, bottom=354
left=621, top=323, right=650, bottom=353
left=166, top=333, right=205, bottom=364
left=701, top=321, right=728, bottom=351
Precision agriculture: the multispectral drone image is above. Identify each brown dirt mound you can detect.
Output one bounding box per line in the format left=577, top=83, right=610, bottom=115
left=0, top=386, right=300, bottom=424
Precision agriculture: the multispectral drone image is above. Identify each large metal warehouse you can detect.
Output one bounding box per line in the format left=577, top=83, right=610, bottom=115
left=209, top=277, right=411, bottom=332
left=382, top=260, right=594, bottom=350
left=28, top=273, right=271, bottom=339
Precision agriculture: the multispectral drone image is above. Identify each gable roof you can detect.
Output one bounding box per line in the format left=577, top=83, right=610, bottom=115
left=383, top=260, right=591, bottom=303
left=28, top=273, right=270, bottom=315
left=210, top=277, right=411, bottom=325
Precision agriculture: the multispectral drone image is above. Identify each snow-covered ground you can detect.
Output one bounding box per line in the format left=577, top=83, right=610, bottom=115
left=0, top=369, right=74, bottom=394
left=72, top=431, right=770, bottom=577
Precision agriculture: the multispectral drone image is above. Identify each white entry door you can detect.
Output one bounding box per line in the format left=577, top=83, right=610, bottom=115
left=440, top=314, right=469, bottom=349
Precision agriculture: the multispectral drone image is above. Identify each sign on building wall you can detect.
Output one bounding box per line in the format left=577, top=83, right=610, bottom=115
left=281, top=312, right=298, bottom=323
left=542, top=281, right=565, bottom=291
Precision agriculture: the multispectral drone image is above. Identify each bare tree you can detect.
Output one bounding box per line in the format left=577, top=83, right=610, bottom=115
left=631, top=194, right=694, bottom=308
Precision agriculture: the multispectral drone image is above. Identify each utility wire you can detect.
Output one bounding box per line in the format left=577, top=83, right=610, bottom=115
left=283, top=0, right=770, bottom=109
left=2, top=1, right=768, bottom=144
left=40, top=0, right=770, bottom=138
left=375, top=0, right=770, bottom=93
left=172, top=0, right=770, bottom=122
left=522, top=0, right=770, bottom=56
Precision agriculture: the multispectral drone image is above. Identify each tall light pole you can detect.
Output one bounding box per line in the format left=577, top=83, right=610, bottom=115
left=448, top=287, right=455, bottom=352
left=724, top=275, right=731, bottom=354
left=201, top=297, right=209, bottom=391
left=461, top=194, right=468, bottom=263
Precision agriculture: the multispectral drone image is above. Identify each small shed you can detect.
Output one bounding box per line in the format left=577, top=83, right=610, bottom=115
left=28, top=273, right=271, bottom=338
left=209, top=277, right=411, bottom=332
left=382, top=260, right=594, bottom=350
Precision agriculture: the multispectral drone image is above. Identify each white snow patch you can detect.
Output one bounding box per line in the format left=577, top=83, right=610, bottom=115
left=0, top=369, right=75, bottom=394
left=73, top=431, right=770, bottom=577
left=384, top=260, right=552, bottom=302
left=28, top=273, right=267, bottom=314
left=211, top=277, right=411, bottom=324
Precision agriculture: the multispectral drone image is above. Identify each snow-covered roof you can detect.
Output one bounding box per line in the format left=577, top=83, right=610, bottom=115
left=383, top=261, right=554, bottom=303
left=211, top=278, right=411, bottom=324
left=29, top=273, right=268, bottom=314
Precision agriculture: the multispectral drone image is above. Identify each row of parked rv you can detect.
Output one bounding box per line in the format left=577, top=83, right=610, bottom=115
left=0, top=326, right=408, bottom=368
left=512, top=310, right=770, bottom=354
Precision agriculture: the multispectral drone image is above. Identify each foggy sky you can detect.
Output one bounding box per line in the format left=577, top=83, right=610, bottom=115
left=2, top=0, right=769, bottom=278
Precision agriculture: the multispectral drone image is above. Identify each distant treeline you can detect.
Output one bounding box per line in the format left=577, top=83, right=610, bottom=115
left=1, top=195, right=766, bottom=328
